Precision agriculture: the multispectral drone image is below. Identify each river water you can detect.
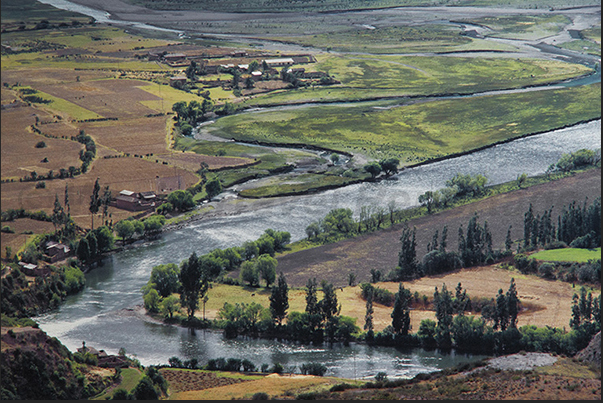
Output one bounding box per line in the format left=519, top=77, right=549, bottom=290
left=29, top=0, right=602, bottom=379
left=34, top=119, right=600, bottom=378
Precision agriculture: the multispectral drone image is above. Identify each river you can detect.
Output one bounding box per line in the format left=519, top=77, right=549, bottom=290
left=34, top=119, right=600, bottom=378
left=29, top=0, right=602, bottom=379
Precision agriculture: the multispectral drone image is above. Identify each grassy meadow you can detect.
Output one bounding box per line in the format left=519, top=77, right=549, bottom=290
left=530, top=247, right=601, bottom=263
left=210, top=83, right=601, bottom=161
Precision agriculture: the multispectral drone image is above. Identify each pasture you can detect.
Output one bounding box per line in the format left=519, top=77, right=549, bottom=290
left=210, top=83, right=601, bottom=161
left=530, top=247, right=601, bottom=263
left=239, top=54, right=593, bottom=107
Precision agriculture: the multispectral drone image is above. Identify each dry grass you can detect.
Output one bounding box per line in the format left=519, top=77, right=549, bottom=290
left=168, top=373, right=339, bottom=400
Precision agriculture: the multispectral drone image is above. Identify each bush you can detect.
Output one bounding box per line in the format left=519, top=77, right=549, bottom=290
left=35, top=181, right=46, bottom=189
left=270, top=362, right=284, bottom=374
left=1, top=226, right=14, bottom=233
left=537, top=262, right=556, bottom=279
left=544, top=241, right=567, bottom=250
left=299, top=362, right=327, bottom=376
left=35, top=141, right=46, bottom=148
left=251, top=392, right=269, bottom=400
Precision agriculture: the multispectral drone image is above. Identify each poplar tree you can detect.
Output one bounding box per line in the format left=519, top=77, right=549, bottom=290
left=89, top=178, right=101, bottom=230
left=506, top=278, right=519, bottom=329
left=364, top=288, right=374, bottom=333
left=391, top=283, right=411, bottom=336
left=269, top=272, right=289, bottom=326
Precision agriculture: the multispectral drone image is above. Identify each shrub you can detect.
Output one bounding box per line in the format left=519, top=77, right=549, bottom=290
left=537, top=262, right=556, bottom=279
left=544, top=241, right=567, bottom=250
left=270, top=362, right=284, bottom=374
left=35, top=141, right=46, bottom=148
left=251, top=392, right=269, bottom=400
left=1, top=226, right=14, bottom=233
left=299, top=362, right=327, bottom=376
left=35, top=181, right=46, bottom=189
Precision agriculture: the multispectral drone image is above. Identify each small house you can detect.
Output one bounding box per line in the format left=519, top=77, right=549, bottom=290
left=45, top=241, right=71, bottom=262
left=18, top=261, right=51, bottom=277
left=263, top=58, right=295, bottom=68
left=163, top=53, right=186, bottom=62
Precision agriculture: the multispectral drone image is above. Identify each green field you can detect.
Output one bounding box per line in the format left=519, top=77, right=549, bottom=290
left=91, top=368, right=144, bottom=400
left=530, top=247, right=601, bottom=263
left=240, top=55, right=592, bottom=107
left=210, top=83, right=601, bottom=161
left=464, top=14, right=571, bottom=40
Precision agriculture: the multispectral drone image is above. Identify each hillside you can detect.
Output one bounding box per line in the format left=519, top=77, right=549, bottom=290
left=0, top=326, right=114, bottom=400
left=276, top=168, right=601, bottom=288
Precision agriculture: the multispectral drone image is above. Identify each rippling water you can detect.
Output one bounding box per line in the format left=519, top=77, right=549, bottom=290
left=34, top=120, right=600, bottom=376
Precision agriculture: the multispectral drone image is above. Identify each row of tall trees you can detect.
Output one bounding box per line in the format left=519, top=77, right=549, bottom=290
left=523, top=197, right=601, bottom=250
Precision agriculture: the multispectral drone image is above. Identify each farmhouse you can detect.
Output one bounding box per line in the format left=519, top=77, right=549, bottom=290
left=163, top=53, right=186, bottom=62
left=78, top=342, right=129, bottom=368
left=17, top=262, right=51, bottom=277
left=45, top=241, right=71, bottom=263
left=263, top=58, right=295, bottom=67
left=112, top=190, right=158, bottom=211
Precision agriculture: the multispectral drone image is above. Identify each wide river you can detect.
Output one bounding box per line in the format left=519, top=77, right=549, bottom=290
left=34, top=119, right=600, bottom=379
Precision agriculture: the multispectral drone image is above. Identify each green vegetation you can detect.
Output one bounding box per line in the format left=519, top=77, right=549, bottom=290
left=240, top=55, right=592, bottom=107
left=530, top=248, right=601, bottom=263
left=211, top=83, right=600, bottom=161
left=91, top=368, right=144, bottom=400
left=465, top=14, right=571, bottom=40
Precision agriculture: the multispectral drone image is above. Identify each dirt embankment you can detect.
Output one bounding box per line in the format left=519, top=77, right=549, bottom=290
left=276, top=168, right=601, bottom=288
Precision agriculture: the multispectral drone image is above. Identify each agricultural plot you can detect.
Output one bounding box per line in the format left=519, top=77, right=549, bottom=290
left=0, top=105, right=83, bottom=180
left=530, top=247, right=601, bottom=263
left=0, top=218, right=56, bottom=259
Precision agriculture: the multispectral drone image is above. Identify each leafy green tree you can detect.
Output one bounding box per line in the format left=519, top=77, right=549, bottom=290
left=269, top=272, right=289, bottom=326
left=132, top=376, right=158, bottom=400
left=391, top=283, right=411, bottom=335
left=94, top=225, right=114, bottom=253
left=149, top=263, right=181, bottom=298
left=115, top=220, right=135, bottom=244
left=143, top=215, right=166, bottom=238
left=305, top=277, right=319, bottom=315
left=167, top=190, right=195, bottom=211
left=160, top=295, right=180, bottom=319
left=179, top=252, right=209, bottom=320
left=242, top=241, right=259, bottom=260
left=256, top=254, right=277, bottom=287
left=205, top=178, right=223, bottom=199
left=51, top=194, right=65, bottom=233
left=379, top=157, right=399, bottom=176
left=240, top=260, right=259, bottom=287
left=418, top=191, right=435, bottom=213
left=143, top=288, right=160, bottom=313
left=321, top=208, right=355, bottom=236
left=172, top=101, right=187, bottom=121
left=363, top=162, right=382, bottom=178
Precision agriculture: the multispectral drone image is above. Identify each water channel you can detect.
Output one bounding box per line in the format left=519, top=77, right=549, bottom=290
left=34, top=119, right=600, bottom=378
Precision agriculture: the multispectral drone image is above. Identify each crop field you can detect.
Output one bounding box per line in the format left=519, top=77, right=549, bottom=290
left=1, top=105, right=83, bottom=180
left=1, top=218, right=56, bottom=259
left=1, top=0, right=90, bottom=30
left=211, top=83, right=601, bottom=161
left=530, top=247, right=602, bottom=263
left=166, top=371, right=342, bottom=400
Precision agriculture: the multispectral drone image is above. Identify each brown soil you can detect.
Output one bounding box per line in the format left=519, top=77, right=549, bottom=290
left=159, top=368, right=254, bottom=393
left=276, top=168, right=602, bottom=289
